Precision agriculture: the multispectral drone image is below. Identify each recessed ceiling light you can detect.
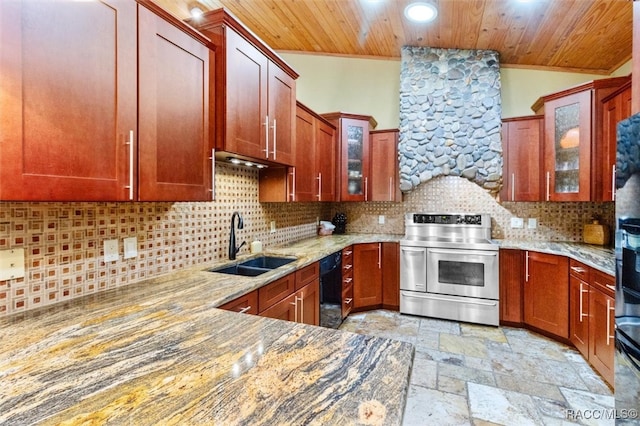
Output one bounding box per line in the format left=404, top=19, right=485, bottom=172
left=404, top=2, right=438, bottom=23
left=189, top=2, right=204, bottom=18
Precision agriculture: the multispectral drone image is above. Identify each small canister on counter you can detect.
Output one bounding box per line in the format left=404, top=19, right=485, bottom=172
left=583, top=217, right=610, bottom=245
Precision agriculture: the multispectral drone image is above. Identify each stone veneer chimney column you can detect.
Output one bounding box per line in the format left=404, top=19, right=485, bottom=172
left=398, top=47, right=503, bottom=194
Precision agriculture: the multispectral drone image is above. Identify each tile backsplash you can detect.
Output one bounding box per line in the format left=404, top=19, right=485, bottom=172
left=333, top=176, right=614, bottom=242
left=0, top=163, right=327, bottom=316
left=0, top=171, right=613, bottom=317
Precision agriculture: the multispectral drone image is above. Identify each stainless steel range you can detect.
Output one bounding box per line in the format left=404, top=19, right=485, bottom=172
left=400, top=213, right=500, bottom=326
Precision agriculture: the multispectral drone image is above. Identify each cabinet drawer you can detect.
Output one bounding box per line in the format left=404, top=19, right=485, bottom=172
left=219, top=290, right=258, bottom=315
left=592, top=270, right=615, bottom=298
left=342, top=283, right=354, bottom=319
left=258, top=273, right=296, bottom=312
left=569, top=259, right=591, bottom=282
left=295, top=261, right=319, bottom=290
left=342, top=246, right=353, bottom=264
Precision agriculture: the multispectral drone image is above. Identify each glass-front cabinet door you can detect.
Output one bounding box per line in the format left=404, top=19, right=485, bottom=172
left=544, top=90, right=592, bottom=201
left=322, top=113, right=376, bottom=202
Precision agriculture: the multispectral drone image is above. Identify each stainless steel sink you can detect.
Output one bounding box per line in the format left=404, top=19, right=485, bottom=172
left=207, top=256, right=296, bottom=276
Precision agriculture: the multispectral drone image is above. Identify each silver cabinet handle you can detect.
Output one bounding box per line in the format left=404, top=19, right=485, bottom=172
left=271, top=118, right=277, bottom=159
left=546, top=171, right=550, bottom=201
left=571, top=266, right=587, bottom=274
left=579, top=282, right=588, bottom=322
left=607, top=298, right=614, bottom=345
left=298, top=295, right=303, bottom=323
left=364, top=176, right=368, bottom=201
left=238, top=306, right=251, bottom=314
left=345, top=298, right=353, bottom=305
left=525, top=251, right=530, bottom=282
left=605, top=284, right=615, bottom=291
left=209, top=148, right=215, bottom=200
left=316, top=173, right=322, bottom=200
left=125, top=130, right=134, bottom=200
left=378, top=243, right=381, bottom=269
left=343, top=277, right=353, bottom=284
left=289, top=169, right=296, bottom=201
left=290, top=298, right=298, bottom=323
left=263, top=115, right=269, bottom=159
left=343, top=264, right=352, bottom=270
left=511, top=173, right=515, bottom=201
left=344, top=250, right=353, bottom=256
left=611, top=164, right=616, bottom=201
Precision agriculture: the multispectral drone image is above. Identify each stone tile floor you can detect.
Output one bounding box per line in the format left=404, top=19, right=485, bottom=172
left=339, top=310, right=615, bottom=426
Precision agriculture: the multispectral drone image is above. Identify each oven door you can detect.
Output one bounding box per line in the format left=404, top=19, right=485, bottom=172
left=426, top=248, right=498, bottom=300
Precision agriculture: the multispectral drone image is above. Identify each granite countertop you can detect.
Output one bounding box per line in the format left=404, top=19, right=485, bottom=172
left=0, top=233, right=412, bottom=426
left=0, top=233, right=617, bottom=424
left=495, top=239, right=615, bottom=276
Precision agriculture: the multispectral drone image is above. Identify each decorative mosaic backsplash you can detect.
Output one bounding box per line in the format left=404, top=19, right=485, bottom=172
left=399, top=47, right=502, bottom=193
left=0, top=163, right=327, bottom=316
left=0, top=169, right=613, bottom=317
left=332, top=176, right=614, bottom=243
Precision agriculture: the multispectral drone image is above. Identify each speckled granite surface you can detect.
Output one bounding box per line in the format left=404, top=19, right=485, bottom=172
left=495, top=239, right=615, bottom=276
left=0, top=233, right=615, bottom=424
left=0, top=234, right=412, bottom=425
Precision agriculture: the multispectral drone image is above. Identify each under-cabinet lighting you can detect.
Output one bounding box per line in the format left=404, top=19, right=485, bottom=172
left=404, top=2, right=437, bottom=23
left=225, top=157, right=268, bottom=169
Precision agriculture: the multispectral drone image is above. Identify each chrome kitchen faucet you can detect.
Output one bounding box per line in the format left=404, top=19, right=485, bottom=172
left=229, top=212, right=246, bottom=260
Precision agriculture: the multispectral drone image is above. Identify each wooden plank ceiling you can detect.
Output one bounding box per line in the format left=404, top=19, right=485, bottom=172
left=157, top=0, right=633, bottom=74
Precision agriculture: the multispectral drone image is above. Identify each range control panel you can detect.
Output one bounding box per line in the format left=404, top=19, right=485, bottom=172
left=412, top=214, right=483, bottom=225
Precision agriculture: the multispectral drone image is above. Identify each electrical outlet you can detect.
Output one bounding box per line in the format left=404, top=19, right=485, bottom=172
left=528, top=218, right=537, bottom=229
left=270, top=221, right=276, bottom=233
left=0, top=248, right=25, bottom=280
left=123, top=237, right=138, bottom=259
left=510, top=217, right=524, bottom=229
left=103, top=239, right=119, bottom=262
left=378, top=215, right=385, bottom=224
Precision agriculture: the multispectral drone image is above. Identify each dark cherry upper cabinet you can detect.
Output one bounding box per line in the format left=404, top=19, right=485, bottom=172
left=370, top=130, right=401, bottom=202
left=0, top=0, right=213, bottom=201
left=193, top=9, right=297, bottom=166
left=500, top=116, right=543, bottom=202
left=532, top=76, right=629, bottom=202
left=258, top=102, right=336, bottom=202
left=322, top=113, right=377, bottom=202
left=499, top=249, right=524, bottom=324
left=599, top=81, right=632, bottom=202
left=0, top=0, right=137, bottom=201
left=523, top=251, right=569, bottom=339
left=137, top=3, right=211, bottom=201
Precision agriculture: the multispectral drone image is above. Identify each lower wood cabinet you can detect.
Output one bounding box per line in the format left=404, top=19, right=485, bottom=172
left=501, top=250, right=615, bottom=387
left=382, top=242, right=400, bottom=310
left=588, top=270, right=616, bottom=386
left=220, top=261, right=320, bottom=326
left=353, top=242, right=399, bottom=311
left=568, top=260, right=615, bottom=386
left=260, top=280, right=319, bottom=325
left=499, top=249, right=524, bottom=324
left=342, top=246, right=354, bottom=318
left=218, top=290, right=258, bottom=315
left=523, top=251, right=569, bottom=339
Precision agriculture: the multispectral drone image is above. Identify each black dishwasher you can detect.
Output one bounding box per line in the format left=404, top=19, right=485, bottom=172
left=320, top=251, right=343, bottom=329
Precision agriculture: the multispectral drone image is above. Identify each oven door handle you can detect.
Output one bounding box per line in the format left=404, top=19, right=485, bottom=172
left=427, top=248, right=498, bottom=258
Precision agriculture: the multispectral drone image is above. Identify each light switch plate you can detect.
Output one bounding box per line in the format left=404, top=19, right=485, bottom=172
left=123, top=237, right=138, bottom=259
left=103, top=239, right=119, bottom=263
left=510, top=217, right=524, bottom=229
left=528, top=218, right=537, bottom=229
left=0, top=248, right=25, bottom=281
left=270, top=221, right=276, bottom=233
left=378, top=215, right=385, bottom=224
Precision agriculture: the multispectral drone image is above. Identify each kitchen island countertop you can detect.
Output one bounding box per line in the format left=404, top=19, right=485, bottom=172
left=0, top=233, right=412, bottom=426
